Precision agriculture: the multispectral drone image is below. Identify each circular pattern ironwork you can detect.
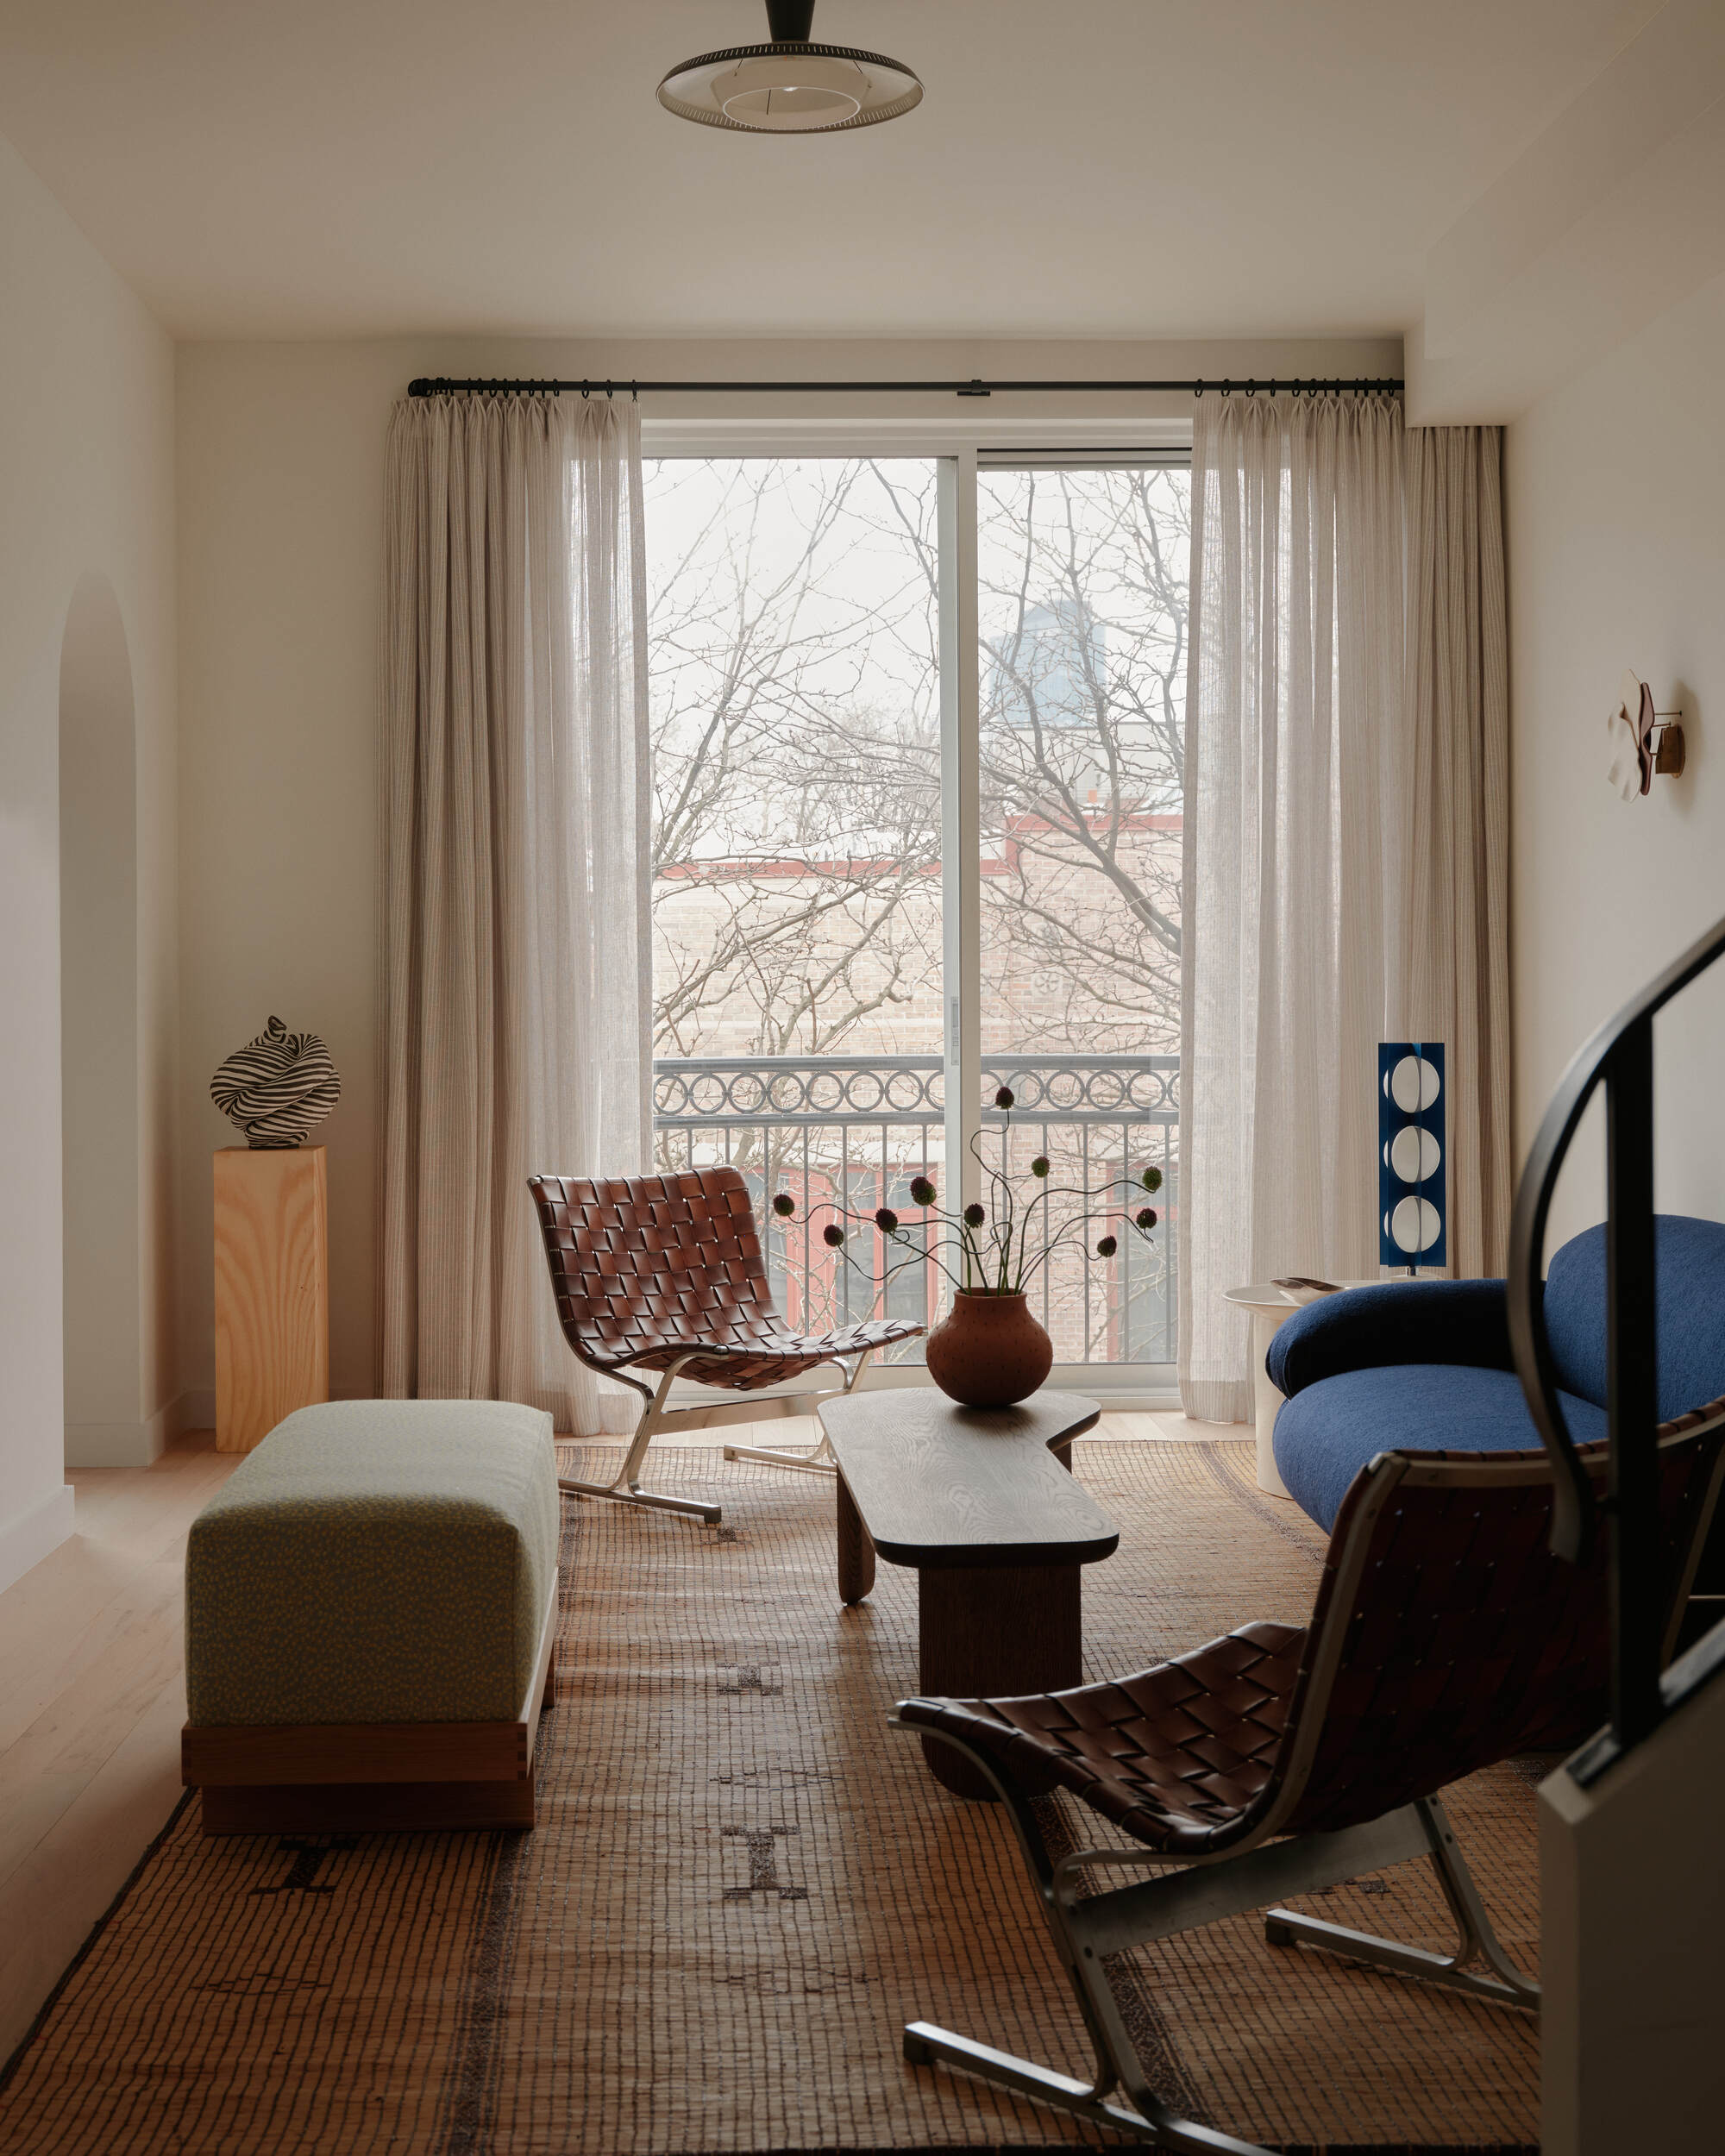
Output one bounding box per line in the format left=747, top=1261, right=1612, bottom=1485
left=656, top=1056, right=1177, bottom=1124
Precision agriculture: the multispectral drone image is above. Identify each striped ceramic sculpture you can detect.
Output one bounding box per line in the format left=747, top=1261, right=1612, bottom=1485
left=210, top=1016, right=341, bottom=1149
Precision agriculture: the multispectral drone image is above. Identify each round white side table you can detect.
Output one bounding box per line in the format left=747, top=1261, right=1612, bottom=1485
left=1223, top=1282, right=1363, bottom=1500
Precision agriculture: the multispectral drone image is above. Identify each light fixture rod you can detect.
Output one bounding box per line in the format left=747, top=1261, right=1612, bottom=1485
left=765, top=0, right=816, bottom=39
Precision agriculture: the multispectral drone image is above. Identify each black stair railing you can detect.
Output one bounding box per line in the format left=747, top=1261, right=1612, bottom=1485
left=1508, top=910, right=1725, bottom=1764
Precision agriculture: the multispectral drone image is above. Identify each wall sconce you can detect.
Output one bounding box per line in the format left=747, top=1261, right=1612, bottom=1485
left=1606, top=670, right=1685, bottom=799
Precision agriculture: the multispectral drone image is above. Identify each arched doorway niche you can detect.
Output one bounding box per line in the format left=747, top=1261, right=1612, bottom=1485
left=59, top=572, right=147, bottom=1466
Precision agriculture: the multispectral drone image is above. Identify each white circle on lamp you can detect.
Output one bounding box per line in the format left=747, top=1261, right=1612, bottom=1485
left=1388, top=1125, right=1442, bottom=1184
left=1389, top=1194, right=1443, bottom=1253
left=1388, top=1055, right=1441, bottom=1113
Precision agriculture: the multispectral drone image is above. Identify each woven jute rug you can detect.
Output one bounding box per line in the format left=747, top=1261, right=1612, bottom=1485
left=0, top=1438, right=1541, bottom=2155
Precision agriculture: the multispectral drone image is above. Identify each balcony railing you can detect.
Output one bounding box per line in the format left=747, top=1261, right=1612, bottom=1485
left=653, top=1054, right=1179, bottom=1368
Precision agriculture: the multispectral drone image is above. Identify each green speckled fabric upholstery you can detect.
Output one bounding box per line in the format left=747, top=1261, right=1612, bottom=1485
left=185, top=1401, right=558, bottom=1727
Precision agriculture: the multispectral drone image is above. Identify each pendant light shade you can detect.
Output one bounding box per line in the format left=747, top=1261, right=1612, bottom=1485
left=658, top=0, right=922, bottom=135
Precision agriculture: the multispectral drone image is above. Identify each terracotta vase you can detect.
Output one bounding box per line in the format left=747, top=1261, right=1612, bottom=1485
left=924, top=1289, right=1053, bottom=1409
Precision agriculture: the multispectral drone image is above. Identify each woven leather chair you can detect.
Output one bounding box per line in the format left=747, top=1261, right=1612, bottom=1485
left=529, top=1167, right=923, bottom=1523
left=891, top=1422, right=1725, bottom=2154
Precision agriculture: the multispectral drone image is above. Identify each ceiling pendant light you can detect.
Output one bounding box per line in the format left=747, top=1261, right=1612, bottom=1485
left=657, top=0, right=923, bottom=135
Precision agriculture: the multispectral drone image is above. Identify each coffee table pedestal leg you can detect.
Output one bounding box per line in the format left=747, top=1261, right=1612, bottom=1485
left=836, top=1473, right=876, bottom=1605
left=917, top=1565, right=1081, bottom=1799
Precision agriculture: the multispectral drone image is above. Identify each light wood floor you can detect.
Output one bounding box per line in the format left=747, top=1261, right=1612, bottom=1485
left=0, top=1431, right=238, bottom=2062
left=0, top=1407, right=1233, bottom=2063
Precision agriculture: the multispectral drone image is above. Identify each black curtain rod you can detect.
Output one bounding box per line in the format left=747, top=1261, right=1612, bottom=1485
left=406, top=374, right=1403, bottom=400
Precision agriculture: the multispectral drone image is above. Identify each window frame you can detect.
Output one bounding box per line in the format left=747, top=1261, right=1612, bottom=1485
left=643, top=413, right=1193, bottom=1409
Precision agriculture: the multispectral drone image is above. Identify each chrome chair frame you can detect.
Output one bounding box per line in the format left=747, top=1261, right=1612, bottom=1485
left=561, top=1346, right=876, bottom=1524
left=893, top=1714, right=1534, bottom=2155
left=530, top=1167, right=921, bottom=1526
left=888, top=1429, right=1724, bottom=2151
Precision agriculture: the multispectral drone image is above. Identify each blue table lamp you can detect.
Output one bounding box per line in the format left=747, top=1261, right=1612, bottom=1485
left=1378, top=1042, right=1446, bottom=1272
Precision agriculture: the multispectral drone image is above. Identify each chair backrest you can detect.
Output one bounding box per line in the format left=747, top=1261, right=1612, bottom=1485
left=1266, top=1421, right=1725, bottom=1840
left=1546, top=1213, right=1725, bottom=1419
left=526, top=1167, right=781, bottom=1376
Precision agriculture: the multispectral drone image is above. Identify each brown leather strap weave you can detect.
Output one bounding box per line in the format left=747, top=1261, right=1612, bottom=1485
left=900, top=1426, right=1725, bottom=1856
left=529, top=1167, right=922, bottom=1391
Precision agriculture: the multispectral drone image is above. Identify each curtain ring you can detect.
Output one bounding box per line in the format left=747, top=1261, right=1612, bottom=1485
left=580, top=383, right=591, bottom=400
left=1194, top=379, right=1203, bottom=399
left=631, top=381, right=639, bottom=402
left=1221, top=379, right=1232, bottom=397
left=1245, top=380, right=1256, bottom=398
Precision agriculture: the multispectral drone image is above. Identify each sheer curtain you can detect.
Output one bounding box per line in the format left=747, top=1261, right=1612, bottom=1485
left=1178, top=395, right=1509, bottom=1421
left=378, top=392, right=650, bottom=1434
left=1403, top=425, right=1512, bottom=1282
left=1178, top=393, right=1406, bottom=1422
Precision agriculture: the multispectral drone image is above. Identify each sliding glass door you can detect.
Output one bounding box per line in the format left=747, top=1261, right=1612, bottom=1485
left=974, top=461, right=1188, bottom=1368
left=643, top=448, right=1189, bottom=1388
left=644, top=457, right=945, bottom=1358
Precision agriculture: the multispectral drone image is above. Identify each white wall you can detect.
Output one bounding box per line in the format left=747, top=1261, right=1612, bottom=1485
left=1507, top=268, right=1725, bottom=1250
left=60, top=573, right=143, bottom=1462
left=175, top=331, right=1399, bottom=1406
left=0, top=127, right=177, bottom=1587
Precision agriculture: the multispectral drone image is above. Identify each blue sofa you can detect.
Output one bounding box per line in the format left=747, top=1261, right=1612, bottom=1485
left=1270, top=1216, right=1725, bottom=1578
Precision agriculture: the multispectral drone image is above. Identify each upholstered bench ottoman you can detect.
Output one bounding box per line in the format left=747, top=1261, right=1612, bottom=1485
left=182, top=1400, right=560, bottom=1834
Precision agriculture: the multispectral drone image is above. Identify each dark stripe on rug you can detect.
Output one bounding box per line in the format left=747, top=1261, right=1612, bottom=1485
left=437, top=1447, right=590, bottom=2154
left=1032, top=1793, right=1210, bottom=2132
left=0, top=1788, right=197, bottom=2094
left=1200, top=1442, right=1325, bottom=1564
left=436, top=1828, right=529, bottom=2155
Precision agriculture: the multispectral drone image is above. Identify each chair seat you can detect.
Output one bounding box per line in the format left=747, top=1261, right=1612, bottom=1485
left=618, top=1313, right=924, bottom=1391
left=1273, top=1363, right=1607, bottom=1531
left=882, top=1426, right=1725, bottom=2146
left=897, top=1620, right=1306, bottom=1857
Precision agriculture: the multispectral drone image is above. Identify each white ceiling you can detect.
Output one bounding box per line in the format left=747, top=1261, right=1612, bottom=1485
left=0, top=1, right=1664, bottom=342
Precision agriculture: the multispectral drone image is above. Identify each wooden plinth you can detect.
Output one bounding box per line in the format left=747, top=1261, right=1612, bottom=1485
left=213, top=1144, right=329, bottom=1453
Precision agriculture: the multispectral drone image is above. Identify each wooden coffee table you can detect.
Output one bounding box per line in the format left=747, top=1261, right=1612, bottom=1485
left=816, top=1388, right=1114, bottom=1797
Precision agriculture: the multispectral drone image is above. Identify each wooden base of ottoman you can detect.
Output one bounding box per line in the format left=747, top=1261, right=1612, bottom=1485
left=185, top=1574, right=557, bottom=1835
left=201, top=1771, right=537, bottom=1834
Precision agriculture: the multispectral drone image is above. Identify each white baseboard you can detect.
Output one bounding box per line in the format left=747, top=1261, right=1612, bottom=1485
left=0, top=1481, right=76, bottom=1596
left=65, top=1419, right=163, bottom=1469
left=65, top=1388, right=214, bottom=1469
